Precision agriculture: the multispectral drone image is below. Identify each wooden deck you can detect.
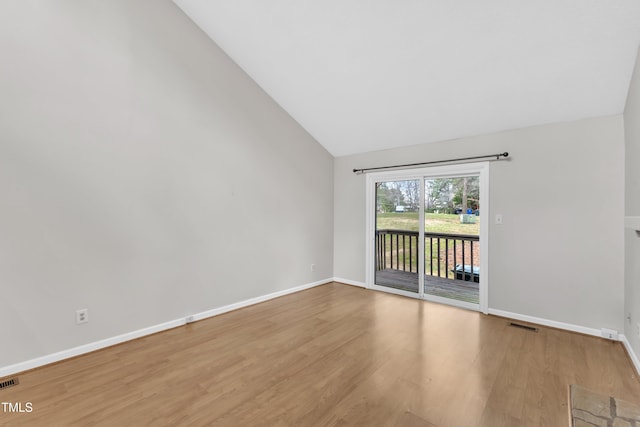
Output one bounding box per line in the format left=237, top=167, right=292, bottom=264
left=375, top=268, right=479, bottom=304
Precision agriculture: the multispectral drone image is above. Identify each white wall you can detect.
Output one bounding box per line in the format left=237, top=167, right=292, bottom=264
left=624, top=46, right=640, bottom=357
left=334, top=116, right=625, bottom=331
left=0, top=0, right=333, bottom=368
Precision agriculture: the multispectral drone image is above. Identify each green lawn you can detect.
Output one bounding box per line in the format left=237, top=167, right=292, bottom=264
left=376, top=212, right=480, bottom=235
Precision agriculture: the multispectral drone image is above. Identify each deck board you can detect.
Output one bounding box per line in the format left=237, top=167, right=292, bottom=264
left=375, top=268, right=479, bottom=304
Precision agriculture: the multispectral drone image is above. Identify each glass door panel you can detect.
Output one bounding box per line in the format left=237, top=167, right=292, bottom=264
left=423, top=176, right=480, bottom=304
left=374, top=180, right=420, bottom=293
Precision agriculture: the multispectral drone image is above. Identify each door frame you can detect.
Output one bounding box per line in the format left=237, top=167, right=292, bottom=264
left=365, top=162, right=490, bottom=313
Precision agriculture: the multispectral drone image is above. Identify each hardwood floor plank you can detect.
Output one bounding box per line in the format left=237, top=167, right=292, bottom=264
left=0, top=283, right=638, bottom=426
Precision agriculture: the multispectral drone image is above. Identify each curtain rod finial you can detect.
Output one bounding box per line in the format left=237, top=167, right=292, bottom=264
left=503, top=152, right=509, bottom=157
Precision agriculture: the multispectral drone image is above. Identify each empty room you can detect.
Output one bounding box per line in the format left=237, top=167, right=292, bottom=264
left=2, top=1, right=640, bottom=426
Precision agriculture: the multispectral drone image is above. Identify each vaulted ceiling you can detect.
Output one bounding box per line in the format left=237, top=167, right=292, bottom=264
left=173, top=1, right=640, bottom=157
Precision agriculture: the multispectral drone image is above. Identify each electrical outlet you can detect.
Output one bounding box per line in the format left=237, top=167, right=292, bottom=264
left=76, top=309, right=88, bottom=325
left=310, top=264, right=316, bottom=272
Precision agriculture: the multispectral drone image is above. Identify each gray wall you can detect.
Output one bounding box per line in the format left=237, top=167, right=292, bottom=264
left=624, top=46, right=640, bottom=356
left=0, top=0, right=333, bottom=367
left=334, top=116, right=625, bottom=331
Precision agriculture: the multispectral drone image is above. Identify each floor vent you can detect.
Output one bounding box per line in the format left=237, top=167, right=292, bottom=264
left=0, top=378, right=19, bottom=391
left=509, top=322, right=538, bottom=332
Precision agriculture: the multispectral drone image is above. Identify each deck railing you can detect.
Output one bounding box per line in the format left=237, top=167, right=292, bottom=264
left=375, top=229, right=480, bottom=282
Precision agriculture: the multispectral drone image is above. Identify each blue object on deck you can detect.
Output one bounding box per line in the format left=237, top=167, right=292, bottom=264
left=452, top=264, right=480, bottom=283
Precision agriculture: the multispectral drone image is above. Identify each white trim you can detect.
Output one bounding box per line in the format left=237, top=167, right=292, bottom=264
left=624, top=216, right=640, bottom=231
left=488, top=308, right=603, bottom=338
left=621, top=334, right=640, bottom=376
left=188, top=278, right=332, bottom=322
left=479, top=163, right=489, bottom=314
left=423, top=293, right=479, bottom=312
left=370, top=284, right=421, bottom=299
left=0, top=278, right=333, bottom=378
left=333, top=277, right=367, bottom=288
left=367, top=285, right=480, bottom=312
left=0, top=318, right=185, bottom=379
left=418, top=177, right=425, bottom=295
left=364, top=173, right=376, bottom=291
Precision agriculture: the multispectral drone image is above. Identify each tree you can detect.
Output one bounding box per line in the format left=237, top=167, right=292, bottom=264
left=452, top=176, right=479, bottom=211
left=462, top=177, right=468, bottom=212
left=376, top=182, right=406, bottom=212
left=401, top=180, right=420, bottom=211
left=426, top=179, right=454, bottom=211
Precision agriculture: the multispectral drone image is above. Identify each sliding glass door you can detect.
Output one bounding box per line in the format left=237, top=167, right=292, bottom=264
left=367, top=164, right=489, bottom=312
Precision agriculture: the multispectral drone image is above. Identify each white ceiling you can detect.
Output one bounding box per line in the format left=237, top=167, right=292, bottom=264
left=173, top=1, right=640, bottom=157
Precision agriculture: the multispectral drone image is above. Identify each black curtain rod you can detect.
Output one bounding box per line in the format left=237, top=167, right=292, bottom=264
left=353, top=152, right=509, bottom=174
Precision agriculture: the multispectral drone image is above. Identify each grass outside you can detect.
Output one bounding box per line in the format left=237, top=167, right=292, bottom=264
left=376, top=212, right=480, bottom=235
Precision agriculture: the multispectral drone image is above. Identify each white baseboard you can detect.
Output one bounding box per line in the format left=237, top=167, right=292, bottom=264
left=0, top=318, right=186, bottom=379
left=332, top=277, right=366, bottom=288
left=335, top=282, right=607, bottom=337
left=488, top=308, right=603, bottom=338
left=188, top=278, right=333, bottom=322
left=620, top=334, right=640, bottom=376
left=0, top=278, right=333, bottom=378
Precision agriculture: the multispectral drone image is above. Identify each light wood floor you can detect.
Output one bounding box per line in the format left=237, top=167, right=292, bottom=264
left=1, top=282, right=639, bottom=426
